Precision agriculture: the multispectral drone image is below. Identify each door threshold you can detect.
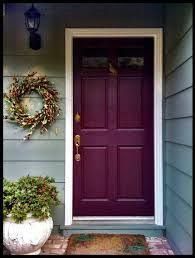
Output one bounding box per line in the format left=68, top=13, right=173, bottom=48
left=73, top=216, right=155, bottom=225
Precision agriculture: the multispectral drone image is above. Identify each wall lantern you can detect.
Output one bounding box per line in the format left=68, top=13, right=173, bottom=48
left=24, top=4, right=41, bottom=50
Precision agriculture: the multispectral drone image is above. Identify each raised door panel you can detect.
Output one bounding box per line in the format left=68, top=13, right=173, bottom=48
left=117, top=77, right=143, bottom=128
left=117, top=146, right=143, bottom=200
left=81, top=78, right=108, bottom=129
left=81, top=147, right=108, bottom=200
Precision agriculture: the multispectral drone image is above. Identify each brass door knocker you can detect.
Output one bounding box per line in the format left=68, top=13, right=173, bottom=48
left=108, top=62, right=118, bottom=75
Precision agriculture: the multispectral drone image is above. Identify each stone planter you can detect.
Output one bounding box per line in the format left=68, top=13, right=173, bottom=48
left=3, top=215, right=53, bottom=255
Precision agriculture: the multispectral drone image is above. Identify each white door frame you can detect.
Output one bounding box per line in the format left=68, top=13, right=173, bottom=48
left=64, top=28, right=163, bottom=226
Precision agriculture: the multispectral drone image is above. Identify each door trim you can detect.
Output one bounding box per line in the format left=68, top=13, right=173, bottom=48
left=65, top=28, right=163, bottom=226
left=73, top=216, right=155, bottom=225
left=73, top=216, right=154, bottom=221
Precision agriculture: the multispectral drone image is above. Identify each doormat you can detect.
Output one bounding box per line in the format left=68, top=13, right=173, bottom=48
left=65, top=234, right=150, bottom=255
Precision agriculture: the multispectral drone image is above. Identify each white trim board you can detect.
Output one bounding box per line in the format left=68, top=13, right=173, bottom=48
left=73, top=216, right=154, bottom=221
left=73, top=216, right=155, bottom=225
left=65, top=28, right=163, bottom=226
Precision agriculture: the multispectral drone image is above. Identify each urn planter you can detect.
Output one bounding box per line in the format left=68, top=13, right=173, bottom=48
left=3, top=176, right=59, bottom=255
left=3, top=215, right=53, bottom=255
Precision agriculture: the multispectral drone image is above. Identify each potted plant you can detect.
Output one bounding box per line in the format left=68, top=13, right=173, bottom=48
left=3, top=176, right=60, bottom=255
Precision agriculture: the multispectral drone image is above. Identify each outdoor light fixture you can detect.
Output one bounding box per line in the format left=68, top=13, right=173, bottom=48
left=24, top=4, right=41, bottom=50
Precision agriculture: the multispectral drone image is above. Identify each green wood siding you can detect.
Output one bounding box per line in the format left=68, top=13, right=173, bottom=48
left=165, top=88, right=192, bottom=118
left=3, top=55, right=65, bottom=77
left=164, top=4, right=192, bottom=54
left=166, top=165, right=192, bottom=207
left=4, top=140, right=65, bottom=161
left=166, top=187, right=192, bottom=236
left=166, top=212, right=192, bottom=254
left=4, top=120, right=65, bottom=140
left=4, top=161, right=65, bottom=182
left=165, top=118, right=192, bottom=146
left=164, top=3, right=192, bottom=254
left=165, top=143, right=192, bottom=176
left=165, top=28, right=192, bottom=75
left=165, top=58, right=192, bottom=97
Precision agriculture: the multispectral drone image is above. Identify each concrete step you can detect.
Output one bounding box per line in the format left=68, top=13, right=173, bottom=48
left=60, top=223, right=165, bottom=237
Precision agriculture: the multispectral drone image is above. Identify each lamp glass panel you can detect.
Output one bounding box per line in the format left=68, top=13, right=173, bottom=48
left=28, top=17, right=35, bottom=28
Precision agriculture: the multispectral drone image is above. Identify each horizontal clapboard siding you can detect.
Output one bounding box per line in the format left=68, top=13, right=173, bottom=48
left=165, top=142, right=192, bottom=177
left=165, top=4, right=192, bottom=54
left=165, top=164, right=192, bottom=207
left=3, top=161, right=65, bottom=182
left=165, top=58, right=192, bottom=97
left=166, top=187, right=192, bottom=236
left=165, top=118, right=192, bottom=146
left=165, top=87, right=192, bottom=119
left=3, top=55, right=65, bottom=77
left=52, top=205, right=65, bottom=225
left=3, top=140, right=65, bottom=161
left=164, top=3, right=192, bottom=254
left=3, top=120, right=65, bottom=140
left=165, top=28, right=192, bottom=76
left=166, top=212, right=192, bottom=254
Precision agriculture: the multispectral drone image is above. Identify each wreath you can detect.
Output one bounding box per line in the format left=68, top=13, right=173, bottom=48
left=4, top=72, right=61, bottom=140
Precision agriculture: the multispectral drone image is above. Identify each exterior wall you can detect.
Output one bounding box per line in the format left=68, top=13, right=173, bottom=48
left=3, top=3, right=163, bottom=226
left=164, top=3, right=192, bottom=255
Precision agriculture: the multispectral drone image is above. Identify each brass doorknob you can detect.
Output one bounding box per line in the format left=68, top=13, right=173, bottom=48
left=74, top=134, right=80, bottom=146
left=74, top=112, right=80, bottom=123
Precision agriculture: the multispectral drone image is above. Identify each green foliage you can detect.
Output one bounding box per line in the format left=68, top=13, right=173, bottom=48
left=3, top=176, right=60, bottom=223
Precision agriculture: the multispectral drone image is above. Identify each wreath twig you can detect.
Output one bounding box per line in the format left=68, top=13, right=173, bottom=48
left=4, top=72, right=61, bottom=140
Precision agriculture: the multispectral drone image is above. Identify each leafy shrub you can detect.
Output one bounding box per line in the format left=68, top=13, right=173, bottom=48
left=3, top=176, right=60, bottom=223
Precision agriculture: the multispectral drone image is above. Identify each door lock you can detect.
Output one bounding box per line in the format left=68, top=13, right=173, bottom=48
left=74, top=134, right=80, bottom=146
left=74, top=135, right=80, bottom=161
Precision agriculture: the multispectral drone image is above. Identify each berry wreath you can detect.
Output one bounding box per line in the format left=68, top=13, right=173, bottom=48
left=4, top=72, right=61, bottom=140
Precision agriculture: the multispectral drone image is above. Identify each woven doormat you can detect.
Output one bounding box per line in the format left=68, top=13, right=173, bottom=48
left=65, top=234, right=149, bottom=255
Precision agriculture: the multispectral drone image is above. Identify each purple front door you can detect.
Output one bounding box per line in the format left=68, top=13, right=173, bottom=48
left=73, top=38, right=154, bottom=216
